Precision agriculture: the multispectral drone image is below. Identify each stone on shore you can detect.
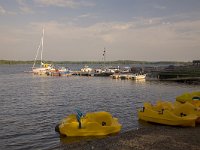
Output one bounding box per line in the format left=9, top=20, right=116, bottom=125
left=54, top=124, right=200, bottom=150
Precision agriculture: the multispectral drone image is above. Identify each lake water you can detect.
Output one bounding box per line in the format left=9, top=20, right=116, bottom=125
left=0, top=64, right=199, bottom=150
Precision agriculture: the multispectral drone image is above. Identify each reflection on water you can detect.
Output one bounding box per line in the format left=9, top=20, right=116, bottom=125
left=134, top=79, right=146, bottom=83
left=0, top=65, right=199, bottom=150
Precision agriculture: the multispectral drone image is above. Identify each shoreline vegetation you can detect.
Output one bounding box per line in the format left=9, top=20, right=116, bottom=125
left=55, top=125, right=200, bottom=150
left=0, top=60, right=191, bottom=65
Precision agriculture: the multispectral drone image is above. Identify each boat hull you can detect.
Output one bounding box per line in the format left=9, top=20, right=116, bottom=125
left=138, top=102, right=198, bottom=127
left=138, top=108, right=197, bottom=127
left=176, top=91, right=200, bottom=107
left=133, top=74, right=146, bottom=80
left=58, top=111, right=121, bottom=136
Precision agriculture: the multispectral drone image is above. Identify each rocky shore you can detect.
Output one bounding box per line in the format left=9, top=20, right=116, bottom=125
left=53, top=124, right=200, bottom=150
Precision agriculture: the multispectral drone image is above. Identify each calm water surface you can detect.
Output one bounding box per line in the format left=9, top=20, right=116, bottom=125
left=0, top=64, right=199, bottom=150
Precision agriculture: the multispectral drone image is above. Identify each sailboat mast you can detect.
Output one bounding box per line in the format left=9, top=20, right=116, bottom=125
left=103, top=47, right=106, bottom=67
left=41, top=27, right=44, bottom=65
left=32, top=29, right=43, bottom=69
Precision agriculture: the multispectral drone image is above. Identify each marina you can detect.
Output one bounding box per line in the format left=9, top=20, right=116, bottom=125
left=1, top=0, right=200, bottom=149
left=28, top=28, right=200, bottom=83
left=29, top=60, right=200, bottom=85
left=0, top=64, right=200, bottom=150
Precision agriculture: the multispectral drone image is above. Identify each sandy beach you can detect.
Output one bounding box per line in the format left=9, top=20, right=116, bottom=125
left=54, top=124, right=200, bottom=150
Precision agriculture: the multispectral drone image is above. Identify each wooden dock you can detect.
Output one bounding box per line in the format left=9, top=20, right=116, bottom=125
left=160, top=77, right=200, bottom=81
left=151, top=65, right=200, bottom=84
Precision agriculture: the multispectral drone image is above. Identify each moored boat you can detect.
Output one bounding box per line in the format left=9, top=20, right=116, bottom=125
left=94, top=68, right=115, bottom=76
left=81, top=65, right=93, bottom=72
left=176, top=91, right=200, bottom=107
left=132, top=73, right=146, bottom=80
left=32, top=27, right=55, bottom=75
left=111, top=73, right=146, bottom=80
left=80, top=65, right=93, bottom=76
left=58, top=67, right=73, bottom=76
left=138, top=102, right=198, bottom=127
left=33, top=63, right=55, bottom=75
left=56, top=111, right=121, bottom=136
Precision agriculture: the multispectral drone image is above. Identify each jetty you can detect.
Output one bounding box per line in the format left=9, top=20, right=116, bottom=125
left=153, top=60, right=200, bottom=84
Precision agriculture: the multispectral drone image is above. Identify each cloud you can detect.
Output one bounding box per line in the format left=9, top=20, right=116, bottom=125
left=0, top=5, right=6, bottom=15
left=112, top=23, right=133, bottom=30
left=34, top=0, right=95, bottom=8
left=9, top=16, right=200, bottom=46
left=0, top=5, right=17, bottom=15
left=78, top=13, right=95, bottom=18
left=75, top=13, right=99, bottom=21
left=0, top=0, right=34, bottom=15
left=1, top=16, right=200, bottom=61
left=17, top=0, right=34, bottom=14
left=19, top=6, right=34, bottom=14
left=153, top=4, right=166, bottom=10
left=29, top=17, right=200, bottom=45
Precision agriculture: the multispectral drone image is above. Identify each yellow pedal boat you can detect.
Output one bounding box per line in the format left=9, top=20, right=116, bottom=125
left=156, top=101, right=200, bottom=117
left=138, top=102, right=198, bottom=127
left=56, top=111, right=122, bottom=136
left=176, top=91, right=200, bottom=107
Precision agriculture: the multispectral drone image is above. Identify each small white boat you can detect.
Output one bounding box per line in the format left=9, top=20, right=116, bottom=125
left=58, top=67, right=73, bottom=76
left=81, top=65, right=93, bottom=73
left=80, top=65, right=93, bottom=76
left=111, top=73, right=146, bottom=80
left=94, top=67, right=116, bottom=76
left=132, top=73, right=146, bottom=80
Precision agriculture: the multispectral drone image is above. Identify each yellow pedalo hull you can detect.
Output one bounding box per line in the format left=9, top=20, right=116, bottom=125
left=176, top=91, right=200, bottom=107
left=138, top=102, right=198, bottom=127
left=57, top=111, right=121, bottom=136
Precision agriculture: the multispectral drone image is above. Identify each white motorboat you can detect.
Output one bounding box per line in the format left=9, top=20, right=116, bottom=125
left=81, top=65, right=93, bottom=73
left=132, top=73, right=146, bottom=80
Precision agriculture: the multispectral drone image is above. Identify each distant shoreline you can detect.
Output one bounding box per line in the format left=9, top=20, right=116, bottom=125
left=0, top=60, right=190, bottom=65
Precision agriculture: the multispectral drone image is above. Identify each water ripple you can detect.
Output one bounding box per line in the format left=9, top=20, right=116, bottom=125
left=0, top=65, right=199, bottom=150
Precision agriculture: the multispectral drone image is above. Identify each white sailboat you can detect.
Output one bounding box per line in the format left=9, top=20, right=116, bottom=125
left=32, top=27, right=55, bottom=75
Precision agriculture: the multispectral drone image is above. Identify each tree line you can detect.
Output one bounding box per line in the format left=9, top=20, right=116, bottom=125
left=0, top=60, right=189, bottom=65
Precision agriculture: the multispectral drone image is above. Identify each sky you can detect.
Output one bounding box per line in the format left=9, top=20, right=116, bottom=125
left=0, top=0, right=200, bottom=61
